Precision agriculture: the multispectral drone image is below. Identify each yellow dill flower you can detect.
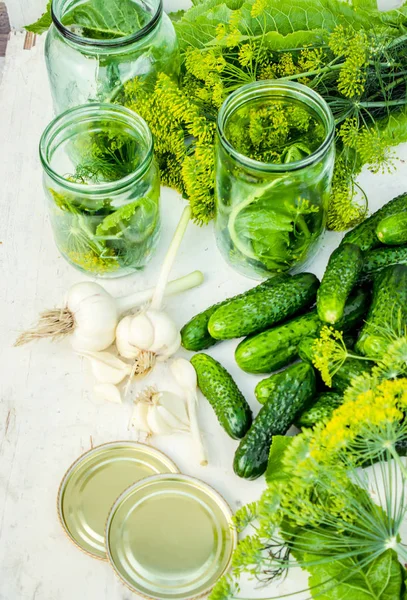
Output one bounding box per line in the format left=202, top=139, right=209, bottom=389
left=327, top=161, right=368, bottom=231
left=251, top=0, right=267, bottom=18
left=355, top=127, right=396, bottom=174
left=312, top=326, right=349, bottom=386
left=215, top=23, right=227, bottom=40
left=298, top=47, right=324, bottom=72
left=238, top=43, right=254, bottom=67
left=338, top=117, right=359, bottom=149
left=275, top=53, right=298, bottom=77
left=258, top=63, right=276, bottom=80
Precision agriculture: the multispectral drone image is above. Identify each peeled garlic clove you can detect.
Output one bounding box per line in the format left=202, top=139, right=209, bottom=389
left=79, top=350, right=130, bottom=384
left=131, top=402, right=151, bottom=433
left=146, top=310, right=179, bottom=353
left=147, top=406, right=173, bottom=435
left=94, top=383, right=122, bottom=404
left=158, top=391, right=189, bottom=426
left=171, top=358, right=197, bottom=390
left=129, top=313, right=155, bottom=349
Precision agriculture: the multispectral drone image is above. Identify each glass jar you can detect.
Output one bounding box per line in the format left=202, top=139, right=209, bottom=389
left=40, top=103, right=160, bottom=278
left=215, top=81, right=335, bottom=279
left=45, top=0, right=180, bottom=115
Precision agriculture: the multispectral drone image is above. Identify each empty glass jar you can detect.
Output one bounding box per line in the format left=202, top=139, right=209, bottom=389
left=45, top=0, right=180, bottom=114
left=40, top=103, right=160, bottom=278
left=215, top=81, right=335, bottom=279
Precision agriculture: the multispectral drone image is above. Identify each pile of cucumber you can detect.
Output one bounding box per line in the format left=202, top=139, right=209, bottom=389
left=181, top=193, right=407, bottom=480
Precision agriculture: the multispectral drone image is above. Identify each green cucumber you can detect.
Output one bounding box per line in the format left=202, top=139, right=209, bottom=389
left=235, top=288, right=370, bottom=374
left=376, top=213, right=407, bottom=245
left=317, top=244, right=364, bottom=324
left=356, top=264, right=407, bottom=359
left=255, top=362, right=313, bottom=404
left=233, top=363, right=316, bottom=479
left=181, top=274, right=289, bottom=351
left=298, top=335, right=372, bottom=392
left=362, top=245, right=407, bottom=281
left=296, top=392, right=343, bottom=428
left=208, top=272, right=319, bottom=340
left=190, top=353, right=252, bottom=439
left=341, top=192, right=407, bottom=252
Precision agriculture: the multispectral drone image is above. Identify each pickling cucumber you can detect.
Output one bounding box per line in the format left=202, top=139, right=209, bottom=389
left=190, top=353, right=252, bottom=439
left=181, top=274, right=288, bottom=351
left=208, top=272, right=319, bottom=340
left=233, top=363, right=316, bottom=479
left=376, top=213, right=407, bottom=245
left=255, top=362, right=312, bottom=404
left=362, top=245, right=407, bottom=281
left=341, top=192, right=407, bottom=252
left=296, top=392, right=343, bottom=428
left=317, top=244, right=364, bottom=324
left=236, top=288, right=370, bottom=374
left=356, top=264, right=407, bottom=359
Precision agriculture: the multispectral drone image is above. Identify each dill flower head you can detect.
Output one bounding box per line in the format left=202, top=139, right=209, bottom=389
left=312, top=326, right=350, bottom=386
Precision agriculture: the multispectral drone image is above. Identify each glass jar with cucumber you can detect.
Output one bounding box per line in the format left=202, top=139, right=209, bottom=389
left=215, top=81, right=335, bottom=279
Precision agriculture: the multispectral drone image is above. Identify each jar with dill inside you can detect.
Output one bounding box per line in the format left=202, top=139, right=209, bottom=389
left=40, top=103, right=160, bottom=278
left=215, top=81, right=335, bottom=278
left=45, top=0, right=180, bottom=115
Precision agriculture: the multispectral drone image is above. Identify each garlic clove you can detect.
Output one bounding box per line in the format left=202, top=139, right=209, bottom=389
left=94, top=383, right=122, bottom=404
left=116, top=316, right=138, bottom=359
left=157, top=332, right=181, bottom=362
left=156, top=405, right=189, bottom=431
left=171, top=358, right=197, bottom=390
left=158, top=391, right=189, bottom=426
left=131, top=402, right=151, bottom=433
left=146, top=406, right=174, bottom=435
left=147, top=310, right=179, bottom=354
left=129, top=313, right=155, bottom=349
left=79, top=350, right=131, bottom=384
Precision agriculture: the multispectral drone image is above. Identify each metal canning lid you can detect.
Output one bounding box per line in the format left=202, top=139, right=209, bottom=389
left=57, top=442, right=179, bottom=560
left=106, top=473, right=237, bottom=600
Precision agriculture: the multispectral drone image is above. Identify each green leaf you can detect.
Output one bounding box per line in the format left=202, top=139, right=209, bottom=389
left=96, top=198, right=145, bottom=236
left=25, top=1, right=52, bottom=34
left=266, top=435, right=293, bottom=483
left=62, top=0, right=150, bottom=39
left=169, top=9, right=186, bottom=22
left=307, top=550, right=405, bottom=599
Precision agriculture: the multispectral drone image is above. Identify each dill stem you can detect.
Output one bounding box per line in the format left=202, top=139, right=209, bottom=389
left=358, top=99, right=407, bottom=108
left=281, top=63, right=342, bottom=81
left=388, top=446, right=407, bottom=480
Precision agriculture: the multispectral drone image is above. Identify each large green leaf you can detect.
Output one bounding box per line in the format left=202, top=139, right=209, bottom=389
left=25, top=1, right=52, bottom=34
left=265, top=435, right=293, bottom=483
left=307, top=550, right=405, bottom=599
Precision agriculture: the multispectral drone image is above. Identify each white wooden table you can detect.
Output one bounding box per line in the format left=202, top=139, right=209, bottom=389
left=0, top=29, right=407, bottom=600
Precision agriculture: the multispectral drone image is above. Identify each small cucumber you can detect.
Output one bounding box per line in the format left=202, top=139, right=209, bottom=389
left=317, top=244, right=364, bottom=324
left=298, top=335, right=372, bottom=392
left=190, top=353, right=252, bottom=439
left=236, top=288, right=370, bottom=374
left=362, top=244, right=407, bottom=281
left=208, top=273, right=319, bottom=340
left=233, top=363, right=316, bottom=479
left=255, top=362, right=310, bottom=404
left=356, top=264, right=407, bottom=359
left=341, top=192, right=407, bottom=252
left=376, top=213, right=407, bottom=245
left=181, top=275, right=288, bottom=351
left=296, top=392, right=343, bottom=428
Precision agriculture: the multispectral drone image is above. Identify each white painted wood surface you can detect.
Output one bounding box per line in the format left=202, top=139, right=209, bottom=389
left=1, top=30, right=407, bottom=600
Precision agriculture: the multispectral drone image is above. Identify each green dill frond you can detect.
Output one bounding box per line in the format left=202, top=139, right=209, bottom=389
left=208, top=575, right=239, bottom=600
left=312, top=326, right=353, bottom=386
left=233, top=502, right=259, bottom=533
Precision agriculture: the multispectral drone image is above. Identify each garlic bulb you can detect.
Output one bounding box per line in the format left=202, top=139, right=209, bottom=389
left=116, top=206, right=190, bottom=377
left=131, top=387, right=190, bottom=435
left=171, top=358, right=208, bottom=466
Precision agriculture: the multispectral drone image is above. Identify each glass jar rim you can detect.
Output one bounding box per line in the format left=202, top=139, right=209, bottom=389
left=39, top=103, right=154, bottom=194
left=51, top=0, right=163, bottom=48
left=217, top=80, right=335, bottom=173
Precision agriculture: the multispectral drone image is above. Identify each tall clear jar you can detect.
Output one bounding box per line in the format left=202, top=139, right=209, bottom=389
left=215, top=81, right=335, bottom=279
left=40, top=103, right=160, bottom=278
left=45, top=0, right=180, bottom=114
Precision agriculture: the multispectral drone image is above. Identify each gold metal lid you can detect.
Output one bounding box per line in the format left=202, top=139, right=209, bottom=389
left=106, top=473, right=237, bottom=600
left=58, top=442, right=179, bottom=560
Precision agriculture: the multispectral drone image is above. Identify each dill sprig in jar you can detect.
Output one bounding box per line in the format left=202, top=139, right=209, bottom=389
left=215, top=81, right=335, bottom=279
left=40, top=103, right=160, bottom=278
left=45, top=0, right=180, bottom=114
